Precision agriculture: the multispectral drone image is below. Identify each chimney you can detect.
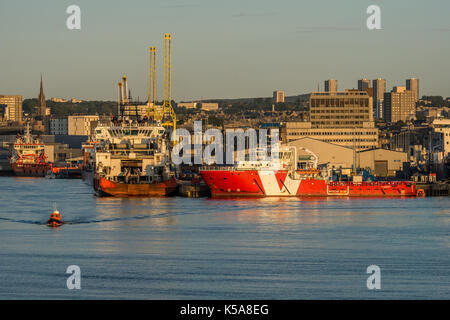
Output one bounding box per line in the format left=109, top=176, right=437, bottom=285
left=118, top=82, right=123, bottom=115
left=122, top=75, right=128, bottom=103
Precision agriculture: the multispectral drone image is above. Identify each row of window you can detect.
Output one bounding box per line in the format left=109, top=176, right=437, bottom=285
left=312, top=109, right=369, bottom=114
left=311, top=116, right=369, bottom=120
left=311, top=99, right=369, bottom=108
left=322, top=139, right=377, bottom=143
left=288, top=131, right=377, bottom=136
left=311, top=121, right=366, bottom=125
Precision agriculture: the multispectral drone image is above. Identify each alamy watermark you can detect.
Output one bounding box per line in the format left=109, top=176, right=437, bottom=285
left=366, top=5, right=381, bottom=30
left=66, top=5, right=81, bottom=30
left=171, top=121, right=280, bottom=166
left=66, top=265, right=81, bottom=289
left=366, top=265, right=381, bottom=290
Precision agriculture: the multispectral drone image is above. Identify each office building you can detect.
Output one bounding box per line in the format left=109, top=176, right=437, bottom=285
left=383, top=86, right=416, bottom=123
left=358, top=78, right=371, bottom=92
left=432, top=119, right=450, bottom=157
left=49, top=117, right=69, bottom=135
left=283, top=122, right=378, bottom=151
left=68, top=115, right=99, bottom=135
left=284, top=89, right=378, bottom=151
left=372, top=78, right=386, bottom=120
left=324, top=79, right=337, bottom=92
left=0, top=95, right=23, bottom=122
left=406, top=78, right=419, bottom=102
left=309, top=89, right=373, bottom=128
left=273, top=90, right=285, bottom=103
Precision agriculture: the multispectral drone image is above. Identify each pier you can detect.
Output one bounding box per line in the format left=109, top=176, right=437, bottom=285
left=177, top=180, right=210, bottom=198
left=417, top=182, right=450, bottom=197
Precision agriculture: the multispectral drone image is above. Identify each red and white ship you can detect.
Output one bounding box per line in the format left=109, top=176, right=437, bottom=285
left=200, top=146, right=418, bottom=197
left=10, top=123, right=50, bottom=177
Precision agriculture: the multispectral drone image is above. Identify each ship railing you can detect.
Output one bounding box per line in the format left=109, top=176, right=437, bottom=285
left=199, top=165, right=237, bottom=171
left=328, top=181, right=415, bottom=187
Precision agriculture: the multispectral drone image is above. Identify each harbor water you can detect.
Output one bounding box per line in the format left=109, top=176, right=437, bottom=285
left=0, top=177, right=448, bottom=299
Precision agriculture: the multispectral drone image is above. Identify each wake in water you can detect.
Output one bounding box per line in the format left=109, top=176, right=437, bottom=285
left=0, top=210, right=191, bottom=226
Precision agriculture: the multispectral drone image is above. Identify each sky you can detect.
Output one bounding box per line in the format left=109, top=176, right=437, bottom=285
left=1, top=0, right=450, bottom=101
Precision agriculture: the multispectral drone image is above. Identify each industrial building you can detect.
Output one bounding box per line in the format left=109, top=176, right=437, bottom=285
left=359, top=149, right=408, bottom=177
left=285, top=137, right=355, bottom=169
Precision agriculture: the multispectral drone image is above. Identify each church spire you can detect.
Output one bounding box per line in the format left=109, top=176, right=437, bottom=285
left=38, top=74, right=46, bottom=116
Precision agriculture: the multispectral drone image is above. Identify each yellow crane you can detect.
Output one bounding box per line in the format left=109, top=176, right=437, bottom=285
left=147, top=34, right=176, bottom=141
left=147, top=46, right=157, bottom=119
left=161, top=33, right=176, bottom=137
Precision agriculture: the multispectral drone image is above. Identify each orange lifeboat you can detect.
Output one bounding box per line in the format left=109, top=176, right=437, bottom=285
left=47, top=210, right=63, bottom=227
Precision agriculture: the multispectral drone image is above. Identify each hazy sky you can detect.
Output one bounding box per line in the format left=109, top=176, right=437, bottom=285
left=1, top=0, right=450, bottom=101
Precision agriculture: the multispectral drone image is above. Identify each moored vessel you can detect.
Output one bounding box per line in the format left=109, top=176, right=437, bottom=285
left=92, top=121, right=177, bottom=197
left=10, top=123, right=50, bottom=177
left=200, top=146, right=418, bottom=197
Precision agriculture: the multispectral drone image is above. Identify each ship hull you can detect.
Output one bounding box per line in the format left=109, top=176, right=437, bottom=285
left=200, top=169, right=417, bottom=197
left=12, top=163, right=50, bottom=177
left=94, top=176, right=177, bottom=197
left=82, top=169, right=94, bottom=186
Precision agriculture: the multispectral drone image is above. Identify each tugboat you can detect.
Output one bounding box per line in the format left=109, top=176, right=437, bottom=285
left=47, top=207, right=63, bottom=227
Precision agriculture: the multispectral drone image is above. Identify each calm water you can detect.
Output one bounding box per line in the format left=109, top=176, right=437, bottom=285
left=0, top=177, right=448, bottom=299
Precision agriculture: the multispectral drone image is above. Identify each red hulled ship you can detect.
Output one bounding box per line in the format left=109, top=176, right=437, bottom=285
left=10, top=123, right=50, bottom=177
left=200, top=146, right=418, bottom=198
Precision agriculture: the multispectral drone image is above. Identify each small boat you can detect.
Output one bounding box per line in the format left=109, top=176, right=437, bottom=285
left=47, top=209, right=63, bottom=227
